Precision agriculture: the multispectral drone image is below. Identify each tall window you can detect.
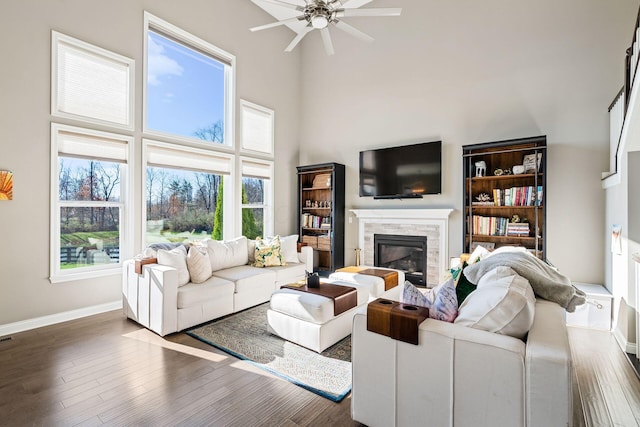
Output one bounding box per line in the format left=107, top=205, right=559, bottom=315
left=240, top=158, right=273, bottom=239
left=144, top=12, right=235, bottom=147
left=51, top=124, right=132, bottom=282
left=144, top=141, right=234, bottom=245
left=51, top=31, right=134, bottom=283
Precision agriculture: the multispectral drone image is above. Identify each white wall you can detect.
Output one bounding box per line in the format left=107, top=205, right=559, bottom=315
left=298, top=0, right=638, bottom=283
left=0, top=0, right=302, bottom=326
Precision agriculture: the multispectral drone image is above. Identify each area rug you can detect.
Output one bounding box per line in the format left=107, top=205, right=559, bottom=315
left=187, top=303, right=352, bottom=402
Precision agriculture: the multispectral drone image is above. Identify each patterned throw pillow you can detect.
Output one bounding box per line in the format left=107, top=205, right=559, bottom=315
left=253, top=236, right=286, bottom=268
left=401, top=279, right=459, bottom=322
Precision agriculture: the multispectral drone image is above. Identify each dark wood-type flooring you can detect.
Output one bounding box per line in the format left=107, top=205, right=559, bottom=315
left=0, top=310, right=639, bottom=426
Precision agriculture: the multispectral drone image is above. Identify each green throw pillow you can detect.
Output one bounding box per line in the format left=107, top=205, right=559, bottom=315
left=450, top=262, right=477, bottom=305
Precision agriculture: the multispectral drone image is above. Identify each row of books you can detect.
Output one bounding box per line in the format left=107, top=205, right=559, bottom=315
left=301, top=213, right=331, bottom=229
left=491, top=186, right=543, bottom=207
left=470, top=215, right=531, bottom=237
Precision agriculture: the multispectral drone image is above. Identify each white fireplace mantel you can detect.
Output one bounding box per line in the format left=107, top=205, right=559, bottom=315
left=349, top=208, right=454, bottom=286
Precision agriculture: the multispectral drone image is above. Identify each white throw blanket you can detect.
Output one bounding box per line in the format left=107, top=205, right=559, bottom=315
left=463, top=252, right=586, bottom=312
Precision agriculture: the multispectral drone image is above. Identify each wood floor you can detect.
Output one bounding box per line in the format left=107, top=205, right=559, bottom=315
left=0, top=310, right=638, bottom=426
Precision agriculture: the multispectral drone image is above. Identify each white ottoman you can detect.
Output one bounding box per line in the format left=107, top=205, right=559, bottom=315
left=328, top=266, right=406, bottom=299
left=267, top=280, right=369, bottom=352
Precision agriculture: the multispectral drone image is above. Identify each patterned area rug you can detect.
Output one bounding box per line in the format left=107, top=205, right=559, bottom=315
left=187, top=303, right=352, bottom=402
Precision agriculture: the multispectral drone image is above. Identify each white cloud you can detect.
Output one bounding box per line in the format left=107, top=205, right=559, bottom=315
left=147, top=35, right=183, bottom=86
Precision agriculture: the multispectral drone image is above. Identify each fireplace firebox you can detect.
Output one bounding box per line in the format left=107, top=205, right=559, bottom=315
left=374, top=234, right=428, bottom=286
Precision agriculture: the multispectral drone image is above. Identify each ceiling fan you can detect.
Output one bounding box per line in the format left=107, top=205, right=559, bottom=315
left=250, top=0, right=402, bottom=55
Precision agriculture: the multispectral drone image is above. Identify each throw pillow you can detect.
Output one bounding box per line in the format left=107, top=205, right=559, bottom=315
left=157, top=245, right=190, bottom=287
left=186, top=246, right=212, bottom=284
left=253, top=236, right=286, bottom=267
left=207, top=236, right=249, bottom=272
left=401, top=279, right=458, bottom=323
left=454, top=266, right=536, bottom=339
left=450, top=262, right=477, bottom=306
left=247, top=239, right=256, bottom=263
left=278, top=234, right=299, bottom=264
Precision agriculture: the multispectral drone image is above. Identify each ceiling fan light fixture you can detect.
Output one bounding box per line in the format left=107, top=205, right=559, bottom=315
left=310, top=13, right=329, bottom=29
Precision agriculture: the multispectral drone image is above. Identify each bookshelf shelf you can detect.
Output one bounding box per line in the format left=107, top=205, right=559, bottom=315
left=463, top=136, right=546, bottom=259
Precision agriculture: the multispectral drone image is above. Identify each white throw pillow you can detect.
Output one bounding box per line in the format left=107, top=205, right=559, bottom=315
left=277, top=234, right=299, bottom=264
left=157, top=245, right=190, bottom=287
left=186, top=246, right=212, bottom=284
left=454, top=266, right=535, bottom=339
left=207, top=236, right=249, bottom=272
left=247, top=239, right=256, bottom=263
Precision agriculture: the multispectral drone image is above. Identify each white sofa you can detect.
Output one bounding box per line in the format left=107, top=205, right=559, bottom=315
left=351, top=285, right=573, bottom=427
left=122, top=236, right=314, bottom=336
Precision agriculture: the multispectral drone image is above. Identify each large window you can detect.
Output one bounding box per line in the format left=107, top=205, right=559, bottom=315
left=144, top=140, right=234, bottom=245
left=240, top=158, right=273, bottom=239
left=144, top=13, right=235, bottom=147
left=51, top=124, right=132, bottom=282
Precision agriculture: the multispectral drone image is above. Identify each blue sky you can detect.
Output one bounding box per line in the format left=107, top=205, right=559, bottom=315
left=146, top=31, right=225, bottom=140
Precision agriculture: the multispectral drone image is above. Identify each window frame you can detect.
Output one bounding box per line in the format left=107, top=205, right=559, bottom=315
left=50, top=123, right=133, bottom=283
left=239, top=156, right=274, bottom=238
left=142, top=139, right=236, bottom=245
left=51, top=31, right=135, bottom=131
left=143, top=12, right=236, bottom=150
left=239, top=99, right=275, bottom=158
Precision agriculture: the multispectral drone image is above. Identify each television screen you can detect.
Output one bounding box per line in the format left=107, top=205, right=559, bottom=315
left=359, top=141, right=442, bottom=198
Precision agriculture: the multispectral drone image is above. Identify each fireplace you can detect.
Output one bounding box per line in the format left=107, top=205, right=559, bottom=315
left=374, top=234, right=428, bottom=286
left=350, top=208, right=452, bottom=287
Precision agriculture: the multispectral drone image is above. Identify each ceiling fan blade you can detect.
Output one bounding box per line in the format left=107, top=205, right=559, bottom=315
left=285, top=27, right=313, bottom=52
left=250, top=16, right=305, bottom=32
left=337, top=8, right=402, bottom=17
left=320, top=28, right=335, bottom=56
left=333, top=20, right=374, bottom=43
left=253, top=0, right=304, bottom=11
left=340, top=0, right=375, bottom=9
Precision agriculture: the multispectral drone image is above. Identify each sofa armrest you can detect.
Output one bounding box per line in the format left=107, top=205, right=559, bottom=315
left=352, top=312, right=527, bottom=427
left=525, top=300, right=572, bottom=427
left=122, top=259, right=179, bottom=336
left=297, top=245, right=314, bottom=272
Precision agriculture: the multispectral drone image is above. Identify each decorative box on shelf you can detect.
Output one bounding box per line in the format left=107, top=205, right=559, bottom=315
left=302, top=235, right=318, bottom=249
left=317, top=235, right=331, bottom=251
left=565, top=283, right=613, bottom=331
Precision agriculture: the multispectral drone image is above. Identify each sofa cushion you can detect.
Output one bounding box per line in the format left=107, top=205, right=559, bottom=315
left=454, top=266, right=535, bottom=339
left=212, top=265, right=277, bottom=294
left=401, top=279, right=458, bottom=322
left=186, top=246, right=212, bottom=284
left=177, top=275, right=235, bottom=309
left=269, top=262, right=307, bottom=285
left=253, top=236, right=286, bottom=267
left=157, top=245, right=190, bottom=287
left=207, top=236, right=249, bottom=272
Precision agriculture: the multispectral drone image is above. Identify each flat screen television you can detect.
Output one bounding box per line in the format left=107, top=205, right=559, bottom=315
left=359, top=140, right=442, bottom=198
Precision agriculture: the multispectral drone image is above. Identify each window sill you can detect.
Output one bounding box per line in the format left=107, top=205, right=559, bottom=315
left=50, top=265, right=122, bottom=284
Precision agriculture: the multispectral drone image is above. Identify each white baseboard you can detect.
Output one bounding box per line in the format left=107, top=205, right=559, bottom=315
left=613, top=327, right=638, bottom=355
left=0, top=300, right=122, bottom=337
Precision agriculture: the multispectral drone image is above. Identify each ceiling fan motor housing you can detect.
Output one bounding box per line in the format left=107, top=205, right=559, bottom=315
left=305, top=2, right=336, bottom=29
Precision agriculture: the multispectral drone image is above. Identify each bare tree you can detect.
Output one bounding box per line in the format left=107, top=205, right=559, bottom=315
left=194, top=119, right=224, bottom=143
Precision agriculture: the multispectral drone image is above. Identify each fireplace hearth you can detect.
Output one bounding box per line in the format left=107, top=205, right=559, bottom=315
left=374, top=234, right=428, bottom=286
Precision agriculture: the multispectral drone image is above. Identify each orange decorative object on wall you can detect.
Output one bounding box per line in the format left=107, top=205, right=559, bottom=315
left=0, top=171, right=13, bottom=200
